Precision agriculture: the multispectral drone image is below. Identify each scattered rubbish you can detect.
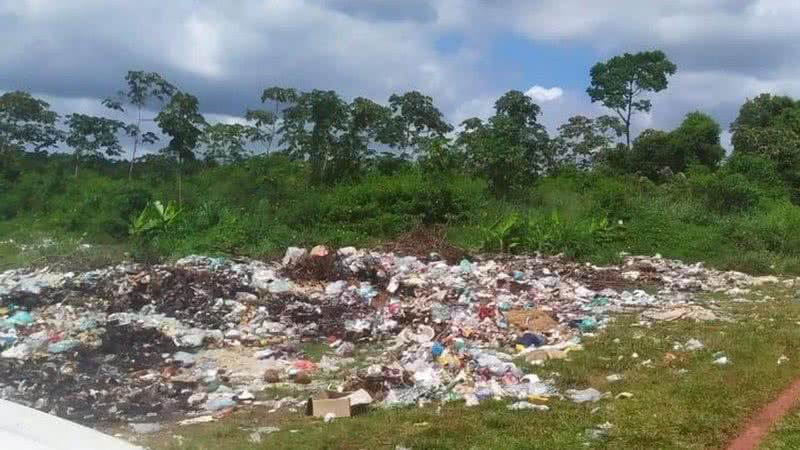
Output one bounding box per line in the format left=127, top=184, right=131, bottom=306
left=307, top=395, right=352, bottom=419
left=516, top=332, right=545, bottom=348
left=778, top=355, right=789, bottom=365
left=506, top=309, right=558, bottom=333
left=615, top=392, right=634, bottom=400
left=249, top=426, right=280, bottom=444
left=712, top=352, right=730, bottom=366
left=567, top=388, right=604, bottom=404
left=642, top=305, right=721, bottom=322
left=586, top=421, right=613, bottom=441
left=606, top=374, right=623, bottom=383
left=507, top=401, right=549, bottom=411
left=685, top=339, right=705, bottom=351
left=178, top=415, right=216, bottom=426
left=0, top=248, right=773, bottom=428
left=128, top=423, right=161, bottom=435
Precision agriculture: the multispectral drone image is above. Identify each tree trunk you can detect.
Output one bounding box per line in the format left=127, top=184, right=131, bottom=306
left=128, top=107, right=142, bottom=180
left=177, top=155, right=183, bottom=208
left=74, top=162, right=79, bottom=178
left=625, top=107, right=632, bottom=150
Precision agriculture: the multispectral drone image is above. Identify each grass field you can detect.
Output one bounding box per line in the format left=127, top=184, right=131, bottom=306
left=125, top=284, right=800, bottom=450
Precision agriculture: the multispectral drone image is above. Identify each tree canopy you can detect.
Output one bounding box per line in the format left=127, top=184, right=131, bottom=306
left=587, top=50, right=677, bottom=148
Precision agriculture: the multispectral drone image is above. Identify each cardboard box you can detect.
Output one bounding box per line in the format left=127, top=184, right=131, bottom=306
left=307, top=397, right=352, bottom=418
left=305, top=389, right=372, bottom=418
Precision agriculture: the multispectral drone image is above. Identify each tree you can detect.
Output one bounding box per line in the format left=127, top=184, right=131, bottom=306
left=555, top=114, right=623, bottom=167
left=244, top=109, right=276, bottom=152
left=459, top=90, right=550, bottom=197
left=730, top=93, right=800, bottom=153
left=385, top=91, right=452, bottom=155
left=729, top=94, right=800, bottom=193
left=587, top=50, right=677, bottom=148
left=200, top=122, right=269, bottom=164
left=278, top=89, right=349, bottom=184
left=0, top=91, right=62, bottom=154
left=155, top=92, right=206, bottom=206
left=258, top=87, right=297, bottom=153
left=64, top=114, right=126, bottom=177
left=630, top=112, right=724, bottom=180
left=263, top=87, right=395, bottom=184
left=103, top=71, right=177, bottom=179
left=336, top=97, right=392, bottom=180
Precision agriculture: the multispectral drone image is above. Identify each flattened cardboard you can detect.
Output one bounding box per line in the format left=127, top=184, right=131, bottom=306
left=308, top=397, right=351, bottom=418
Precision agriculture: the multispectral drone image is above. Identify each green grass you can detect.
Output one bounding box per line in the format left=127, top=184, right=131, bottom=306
left=137, top=285, right=800, bottom=450
left=761, top=408, right=800, bottom=449
left=6, top=158, right=800, bottom=276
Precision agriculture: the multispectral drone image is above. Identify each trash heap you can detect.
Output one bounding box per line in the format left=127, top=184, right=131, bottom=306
left=0, top=247, right=780, bottom=426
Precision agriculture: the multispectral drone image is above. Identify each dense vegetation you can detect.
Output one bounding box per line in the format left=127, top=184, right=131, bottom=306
left=4, top=50, right=800, bottom=274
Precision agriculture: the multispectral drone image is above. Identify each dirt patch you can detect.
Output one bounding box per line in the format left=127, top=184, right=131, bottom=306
left=378, top=226, right=466, bottom=264
left=724, top=378, right=800, bottom=450
left=561, top=265, right=658, bottom=291
left=283, top=253, right=344, bottom=282
left=0, top=322, right=186, bottom=426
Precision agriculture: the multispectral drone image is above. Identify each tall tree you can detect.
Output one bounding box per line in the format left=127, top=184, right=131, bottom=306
left=244, top=109, right=276, bottom=152
left=0, top=91, right=62, bottom=154
left=459, top=90, right=550, bottom=197
left=103, top=71, right=177, bottom=179
left=277, top=89, right=350, bottom=184
left=258, top=87, right=297, bottom=153
left=386, top=91, right=452, bottom=155
left=336, top=97, right=392, bottom=178
left=155, top=92, right=206, bottom=206
left=587, top=50, right=677, bottom=148
left=64, top=114, right=126, bottom=177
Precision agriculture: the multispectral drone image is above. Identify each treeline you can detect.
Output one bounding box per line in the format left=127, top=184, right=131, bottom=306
left=0, top=51, right=686, bottom=192
left=5, top=50, right=800, bottom=273
left=2, top=50, right=796, bottom=198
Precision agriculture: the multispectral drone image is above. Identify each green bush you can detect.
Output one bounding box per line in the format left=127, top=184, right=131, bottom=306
left=691, top=173, right=760, bottom=213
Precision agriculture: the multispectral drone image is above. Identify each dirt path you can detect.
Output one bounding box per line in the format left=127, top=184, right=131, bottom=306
left=724, top=378, right=800, bottom=450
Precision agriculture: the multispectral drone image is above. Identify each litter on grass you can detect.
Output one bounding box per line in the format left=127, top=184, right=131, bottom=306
left=0, top=248, right=779, bottom=427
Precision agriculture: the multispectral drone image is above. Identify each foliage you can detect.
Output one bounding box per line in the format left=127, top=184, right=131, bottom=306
left=385, top=90, right=452, bottom=155
left=64, top=114, right=126, bottom=176
left=156, top=92, right=206, bottom=205
left=554, top=114, right=624, bottom=167
left=587, top=50, right=677, bottom=147
left=273, top=88, right=389, bottom=184
left=200, top=122, right=267, bottom=163
left=130, top=200, right=181, bottom=236
left=629, top=112, right=725, bottom=180
left=480, top=213, right=521, bottom=254
left=690, top=172, right=760, bottom=213
left=459, top=90, right=551, bottom=197
left=11, top=55, right=800, bottom=278
left=0, top=91, right=62, bottom=153
left=103, top=70, right=177, bottom=178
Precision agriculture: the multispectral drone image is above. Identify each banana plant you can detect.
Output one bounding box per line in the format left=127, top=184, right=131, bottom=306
left=481, top=212, right=521, bottom=253
left=130, top=200, right=181, bottom=236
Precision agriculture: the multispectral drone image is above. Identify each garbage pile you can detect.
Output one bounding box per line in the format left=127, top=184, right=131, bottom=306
left=0, top=247, right=779, bottom=426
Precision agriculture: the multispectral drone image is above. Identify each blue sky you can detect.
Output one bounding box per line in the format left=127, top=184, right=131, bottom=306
left=4, top=0, right=800, bottom=151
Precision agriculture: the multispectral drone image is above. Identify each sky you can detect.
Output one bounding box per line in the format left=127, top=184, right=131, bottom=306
left=4, top=0, right=800, bottom=152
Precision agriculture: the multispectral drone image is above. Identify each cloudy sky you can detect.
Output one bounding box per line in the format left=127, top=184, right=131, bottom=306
left=3, top=0, right=800, bottom=150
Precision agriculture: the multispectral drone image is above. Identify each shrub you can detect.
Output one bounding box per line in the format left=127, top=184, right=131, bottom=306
left=691, top=173, right=760, bottom=213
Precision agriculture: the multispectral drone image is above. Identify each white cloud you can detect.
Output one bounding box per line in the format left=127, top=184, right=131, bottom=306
left=5, top=0, right=800, bottom=145
left=524, top=85, right=564, bottom=103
